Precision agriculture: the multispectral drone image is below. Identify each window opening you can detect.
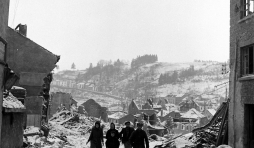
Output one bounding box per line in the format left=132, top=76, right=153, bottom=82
left=241, top=0, right=254, bottom=18
left=241, top=45, right=254, bottom=76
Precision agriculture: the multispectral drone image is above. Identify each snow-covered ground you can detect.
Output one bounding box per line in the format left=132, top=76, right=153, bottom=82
left=156, top=79, right=229, bottom=97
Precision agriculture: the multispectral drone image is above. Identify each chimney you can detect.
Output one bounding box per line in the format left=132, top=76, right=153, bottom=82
left=15, top=24, right=27, bottom=36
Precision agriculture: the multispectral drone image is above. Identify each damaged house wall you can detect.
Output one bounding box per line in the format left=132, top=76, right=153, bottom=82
left=82, top=99, right=108, bottom=121
left=128, top=100, right=140, bottom=115
left=5, top=26, right=59, bottom=127
left=6, top=27, right=59, bottom=96
left=0, top=1, right=26, bottom=147
left=49, top=92, right=77, bottom=118
left=229, top=0, right=254, bottom=147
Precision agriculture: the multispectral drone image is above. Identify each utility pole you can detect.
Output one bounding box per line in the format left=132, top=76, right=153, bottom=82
left=225, top=86, right=227, bottom=100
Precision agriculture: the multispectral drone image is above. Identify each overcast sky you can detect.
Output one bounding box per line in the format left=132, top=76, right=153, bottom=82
left=8, top=0, right=229, bottom=70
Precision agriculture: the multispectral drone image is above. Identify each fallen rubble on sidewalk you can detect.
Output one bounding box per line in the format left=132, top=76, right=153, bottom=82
left=23, top=109, right=105, bottom=148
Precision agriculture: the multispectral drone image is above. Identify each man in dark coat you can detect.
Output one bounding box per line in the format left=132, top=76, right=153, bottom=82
left=120, top=121, right=134, bottom=148
left=129, top=122, right=149, bottom=148
left=86, top=121, right=104, bottom=148
left=106, top=122, right=120, bottom=148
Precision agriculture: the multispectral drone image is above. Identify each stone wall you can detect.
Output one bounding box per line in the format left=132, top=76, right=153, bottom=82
left=229, top=0, right=254, bottom=147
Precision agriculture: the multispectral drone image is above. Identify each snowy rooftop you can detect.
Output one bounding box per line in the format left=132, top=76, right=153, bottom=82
left=157, top=109, right=170, bottom=117
left=108, top=106, right=123, bottom=111
left=207, top=109, right=216, bottom=116
left=108, top=112, right=127, bottom=119
left=153, top=105, right=162, bottom=108
left=181, top=108, right=205, bottom=119
left=194, top=100, right=210, bottom=106
left=176, top=94, right=185, bottom=97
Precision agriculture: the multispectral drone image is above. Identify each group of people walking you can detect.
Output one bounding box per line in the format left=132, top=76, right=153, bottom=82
left=87, top=120, right=149, bottom=148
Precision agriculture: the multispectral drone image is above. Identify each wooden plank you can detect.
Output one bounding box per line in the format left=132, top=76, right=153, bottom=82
left=34, top=115, right=40, bottom=127
left=26, top=114, right=41, bottom=127
left=26, top=115, right=33, bottom=126
left=3, top=108, right=26, bottom=113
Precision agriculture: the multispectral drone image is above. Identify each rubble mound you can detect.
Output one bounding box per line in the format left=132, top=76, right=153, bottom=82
left=24, top=109, right=108, bottom=148
left=3, top=93, right=25, bottom=109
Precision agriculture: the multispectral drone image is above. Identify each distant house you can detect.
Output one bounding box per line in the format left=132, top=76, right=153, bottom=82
left=167, top=93, right=189, bottom=105
left=147, top=124, right=166, bottom=137
left=165, top=103, right=178, bottom=112
left=142, top=102, right=153, bottom=109
left=82, top=99, right=108, bottom=122
left=128, top=100, right=160, bottom=125
left=179, top=98, right=199, bottom=112
left=180, top=108, right=209, bottom=127
left=141, top=110, right=158, bottom=125
left=166, top=94, right=176, bottom=104
left=194, top=100, right=212, bottom=112
left=174, top=122, right=197, bottom=135
left=158, top=110, right=181, bottom=122
left=157, top=98, right=168, bottom=110
left=49, top=92, right=77, bottom=118
left=77, top=83, right=85, bottom=89
left=152, top=105, right=162, bottom=112
left=128, top=100, right=140, bottom=115
left=118, top=114, right=135, bottom=125
left=108, top=112, right=127, bottom=124
left=108, top=106, right=124, bottom=115
left=66, top=79, right=76, bottom=88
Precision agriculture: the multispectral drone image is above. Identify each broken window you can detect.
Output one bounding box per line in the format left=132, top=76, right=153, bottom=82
left=241, top=0, right=254, bottom=18
left=241, top=44, right=254, bottom=76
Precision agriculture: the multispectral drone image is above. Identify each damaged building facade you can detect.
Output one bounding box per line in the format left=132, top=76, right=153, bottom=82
left=229, top=0, right=254, bottom=147
left=0, top=0, right=60, bottom=147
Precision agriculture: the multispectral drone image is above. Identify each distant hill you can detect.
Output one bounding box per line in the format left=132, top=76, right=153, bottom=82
left=51, top=60, right=229, bottom=107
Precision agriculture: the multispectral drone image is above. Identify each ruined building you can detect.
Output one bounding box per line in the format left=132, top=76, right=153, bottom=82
left=229, top=0, right=254, bottom=147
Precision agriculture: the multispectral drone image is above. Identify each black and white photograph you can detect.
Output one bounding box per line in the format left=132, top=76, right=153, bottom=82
left=0, top=0, right=250, bottom=147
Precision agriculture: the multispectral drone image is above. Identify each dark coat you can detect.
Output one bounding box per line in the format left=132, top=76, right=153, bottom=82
left=106, top=129, right=120, bottom=148
left=88, top=126, right=104, bottom=148
left=129, top=129, right=149, bottom=148
left=119, top=127, right=134, bottom=143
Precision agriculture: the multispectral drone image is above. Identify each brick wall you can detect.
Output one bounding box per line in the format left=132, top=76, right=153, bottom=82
left=229, top=0, right=254, bottom=147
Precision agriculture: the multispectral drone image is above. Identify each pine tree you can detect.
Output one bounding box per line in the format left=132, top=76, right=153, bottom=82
left=89, top=63, right=93, bottom=69
left=71, top=63, right=76, bottom=70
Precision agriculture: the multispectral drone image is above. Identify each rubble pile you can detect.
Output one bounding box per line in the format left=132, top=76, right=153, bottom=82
left=3, top=93, right=25, bottom=109
left=23, top=108, right=229, bottom=148
left=23, top=109, right=105, bottom=148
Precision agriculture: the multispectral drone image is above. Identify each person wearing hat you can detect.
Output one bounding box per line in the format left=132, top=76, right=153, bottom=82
left=105, top=122, right=120, bottom=148
left=129, top=122, right=149, bottom=148
left=86, top=121, right=104, bottom=148
left=120, top=121, right=134, bottom=148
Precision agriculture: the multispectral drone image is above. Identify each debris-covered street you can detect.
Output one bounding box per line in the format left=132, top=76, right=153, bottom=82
left=0, top=0, right=246, bottom=147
